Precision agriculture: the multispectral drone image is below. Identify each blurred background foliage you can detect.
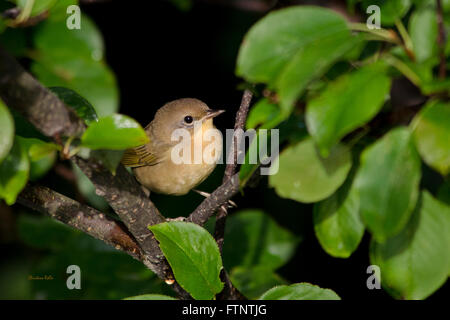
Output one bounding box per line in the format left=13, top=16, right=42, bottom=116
left=0, top=0, right=449, bottom=300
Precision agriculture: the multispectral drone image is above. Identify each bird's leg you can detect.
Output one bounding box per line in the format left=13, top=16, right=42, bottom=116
left=193, top=189, right=237, bottom=209
left=166, top=216, right=186, bottom=222
left=141, top=185, right=151, bottom=198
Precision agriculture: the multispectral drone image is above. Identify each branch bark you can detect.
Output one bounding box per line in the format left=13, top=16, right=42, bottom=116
left=0, top=46, right=190, bottom=299
left=0, top=45, right=247, bottom=300
left=214, top=89, right=253, bottom=252
left=18, top=184, right=143, bottom=261
left=0, top=47, right=85, bottom=138
left=72, top=158, right=170, bottom=274
left=186, top=173, right=240, bottom=225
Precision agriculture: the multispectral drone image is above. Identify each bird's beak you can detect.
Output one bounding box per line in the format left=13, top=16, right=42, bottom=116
left=205, top=109, right=225, bottom=119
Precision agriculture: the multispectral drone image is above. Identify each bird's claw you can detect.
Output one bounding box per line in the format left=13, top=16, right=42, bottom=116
left=193, top=189, right=237, bottom=209
left=166, top=217, right=186, bottom=222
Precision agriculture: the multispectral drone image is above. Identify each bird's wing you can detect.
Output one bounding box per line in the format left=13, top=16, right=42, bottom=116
left=121, top=143, right=160, bottom=168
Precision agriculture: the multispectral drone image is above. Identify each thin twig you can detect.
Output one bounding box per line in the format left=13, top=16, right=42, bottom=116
left=0, top=45, right=247, bottom=300
left=186, top=174, right=240, bottom=225
left=2, top=7, right=20, bottom=19
left=436, top=0, right=447, bottom=78
left=186, top=90, right=253, bottom=300
left=213, top=90, right=253, bottom=301
left=214, top=89, right=253, bottom=252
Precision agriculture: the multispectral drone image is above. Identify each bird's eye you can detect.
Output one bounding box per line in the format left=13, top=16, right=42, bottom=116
left=184, top=115, right=193, bottom=124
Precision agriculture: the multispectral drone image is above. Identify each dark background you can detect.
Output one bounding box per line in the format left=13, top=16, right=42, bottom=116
left=0, top=0, right=447, bottom=300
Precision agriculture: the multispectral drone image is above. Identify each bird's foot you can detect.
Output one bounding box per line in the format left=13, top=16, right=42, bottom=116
left=166, top=217, right=186, bottom=222
left=193, top=189, right=237, bottom=209
left=141, top=185, right=151, bottom=198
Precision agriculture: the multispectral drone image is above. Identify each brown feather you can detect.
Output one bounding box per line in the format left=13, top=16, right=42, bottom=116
left=121, top=144, right=158, bottom=168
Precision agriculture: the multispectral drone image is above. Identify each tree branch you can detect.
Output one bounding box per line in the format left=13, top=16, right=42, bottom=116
left=72, top=158, right=168, bottom=271
left=182, top=90, right=253, bottom=301
left=0, top=47, right=85, bottom=138
left=0, top=45, right=246, bottom=300
left=223, top=89, right=254, bottom=181
left=186, top=89, right=252, bottom=231
left=188, top=90, right=252, bottom=301
left=18, top=184, right=143, bottom=261
left=0, top=46, right=190, bottom=299
left=186, top=173, right=240, bottom=225
left=214, top=89, right=253, bottom=252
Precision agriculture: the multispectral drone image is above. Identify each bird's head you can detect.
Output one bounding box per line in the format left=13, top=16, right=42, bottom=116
left=151, top=98, right=224, bottom=144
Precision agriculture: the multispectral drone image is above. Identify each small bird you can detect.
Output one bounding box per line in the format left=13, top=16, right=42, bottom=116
left=122, top=98, right=224, bottom=196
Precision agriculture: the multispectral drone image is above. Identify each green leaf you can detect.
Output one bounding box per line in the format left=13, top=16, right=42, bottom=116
left=269, top=137, right=352, bottom=203
left=246, top=98, right=280, bottom=129
left=34, top=13, right=104, bottom=62
left=18, top=214, right=75, bottom=251
left=362, top=0, right=412, bottom=26
left=28, top=154, right=57, bottom=181
left=17, top=137, right=58, bottom=181
left=421, top=78, right=450, bottom=95
left=123, top=294, right=177, bottom=300
left=276, top=34, right=361, bottom=115
left=411, top=0, right=436, bottom=8
left=370, top=191, right=450, bottom=299
left=409, top=6, right=438, bottom=63
left=222, top=210, right=300, bottom=271
left=444, top=0, right=450, bottom=12
left=238, top=129, right=277, bottom=188
left=47, top=0, right=77, bottom=22
left=259, top=283, right=340, bottom=300
left=355, top=127, right=421, bottom=242
left=72, top=162, right=109, bottom=211
left=49, top=87, right=98, bottom=125
left=238, top=143, right=260, bottom=188
left=412, top=100, right=450, bottom=176
left=0, top=137, right=30, bottom=205
left=148, top=222, right=224, bottom=300
left=0, top=100, right=14, bottom=162
left=90, top=149, right=125, bottom=175
left=237, top=6, right=349, bottom=83
left=240, top=112, right=309, bottom=188
left=313, top=175, right=364, bottom=258
left=306, top=63, right=391, bottom=155
left=31, top=13, right=118, bottom=117
left=28, top=142, right=60, bottom=161
left=15, top=0, right=57, bottom=17
left=81, top=114, right=149, bottom=150
left=230, top=266, right=287, bottom=300
left=32, top=57, right=118, bottom=118
left=437, top=180, right=450, bottom=206
left=236, top=6, right=358, bottom=115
